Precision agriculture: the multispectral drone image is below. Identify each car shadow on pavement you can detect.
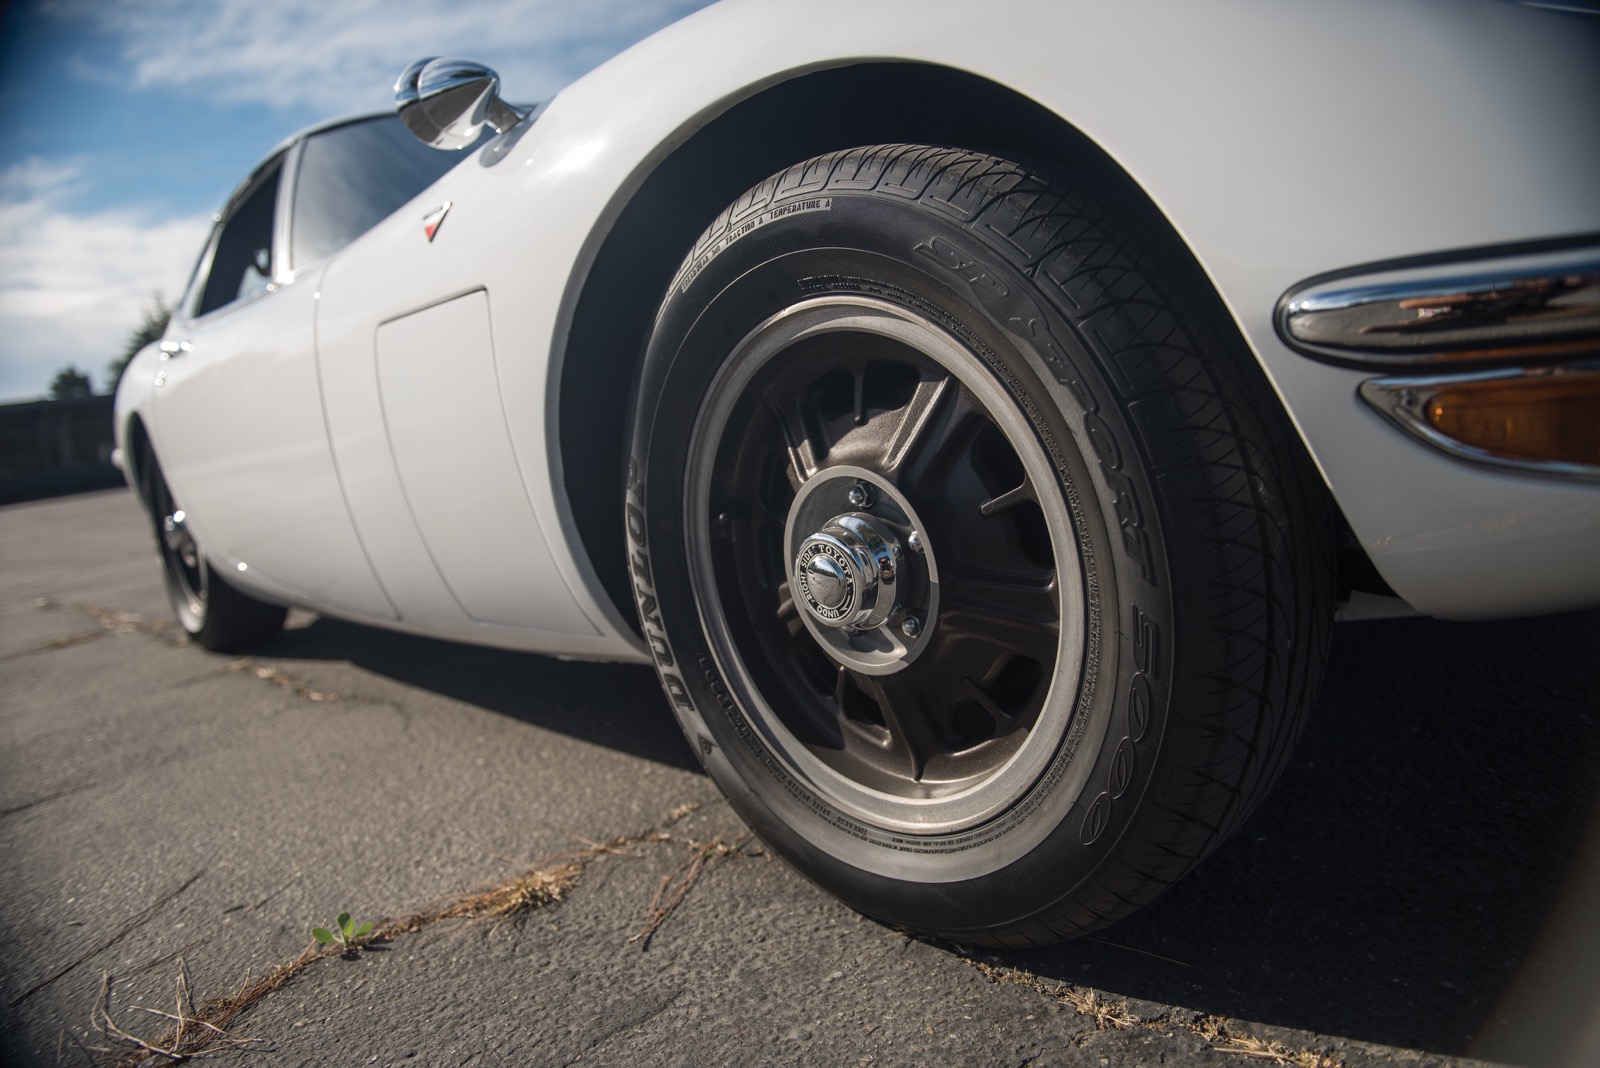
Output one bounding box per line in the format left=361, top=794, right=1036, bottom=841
left=267, top=615, right=700, bottom=773
left=1002, top=608, right=1600, bottom=1058
left=265, top=606, right=1600, bottom=1059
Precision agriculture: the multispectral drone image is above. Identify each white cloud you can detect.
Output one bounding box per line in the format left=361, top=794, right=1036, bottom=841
left=53, top=0, right=711, bottom=114
left=0, top=160, right=209, bottom=400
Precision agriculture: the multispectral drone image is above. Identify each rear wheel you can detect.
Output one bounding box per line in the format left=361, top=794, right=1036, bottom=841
left=627, top=145, right=1333, bottom=944
left=141, top=458, right=286, bottom=653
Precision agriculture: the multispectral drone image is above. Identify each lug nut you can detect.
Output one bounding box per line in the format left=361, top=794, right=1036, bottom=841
left=907, top=530, right=923, bottom=554
left=900, top=614, right=922, bottom=638
left=847, top=483, right=873, bottom=508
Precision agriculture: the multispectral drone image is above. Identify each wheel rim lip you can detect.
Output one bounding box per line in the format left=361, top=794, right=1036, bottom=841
left=156, top=499, right=207, bottom=633
left=685, top=295, right=1085, bottom=836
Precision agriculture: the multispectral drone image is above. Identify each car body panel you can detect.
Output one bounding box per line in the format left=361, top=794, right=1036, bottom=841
left=373, top=289, right=594, bottom=633
left=151, top=255, right=397, bottom=621
left=525, top=0, right=1600, bottom=621
left=118, top=0, right=1600, bottom=660
left=312, top=144, right=628, bottom=657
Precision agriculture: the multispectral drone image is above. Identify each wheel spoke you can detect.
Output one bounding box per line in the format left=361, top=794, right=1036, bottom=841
left=881, top=374, right=952, bottom=471
left=940, top=571, right=1060, bottom=663
left=884, top=377, right=984, bottom=487
left=856, top=671, right=948, bottom=783
left=764, top=394, right=825, bottom=490
left=947, top=565, right=1058, bottom=617
left=960, top=675, right=1013, bottom=725
left=772, top=581, right=807, bottom=640
left=978, top=480, right=1036, bottom=517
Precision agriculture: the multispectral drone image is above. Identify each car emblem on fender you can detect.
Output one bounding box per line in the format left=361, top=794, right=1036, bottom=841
left=422, top=201, right=451, bottom=242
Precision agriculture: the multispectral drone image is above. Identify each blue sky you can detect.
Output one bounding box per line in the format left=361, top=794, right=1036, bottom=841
left=0, top=0, right=713, bottom=402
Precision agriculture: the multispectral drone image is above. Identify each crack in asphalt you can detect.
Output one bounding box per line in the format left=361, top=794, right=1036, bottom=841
left=1, top=783, right=95, bottom=819
left=9, top=871, right=207, bottom=1009
left=559, top=988, right=688, bottom=1066
left=20, top=599, right=352, bottom=708
left=0, top=626, right=111, bottom=661
left=11, top=599, right=179, bottom=655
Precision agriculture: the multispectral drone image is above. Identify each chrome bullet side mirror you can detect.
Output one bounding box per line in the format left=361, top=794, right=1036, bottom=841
left=395, top=57, right=526, bottom=150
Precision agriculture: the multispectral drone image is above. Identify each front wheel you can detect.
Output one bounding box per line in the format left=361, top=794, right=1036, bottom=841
left=627, top=145, right=1333, bottom=945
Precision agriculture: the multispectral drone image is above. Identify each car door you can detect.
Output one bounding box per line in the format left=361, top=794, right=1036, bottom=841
left=305, top=119, right=598, bottom=638
left=151, top=149, right=396, bottom=620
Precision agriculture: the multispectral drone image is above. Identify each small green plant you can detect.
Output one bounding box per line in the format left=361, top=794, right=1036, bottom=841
left=311, top=913, right=372, bottom=953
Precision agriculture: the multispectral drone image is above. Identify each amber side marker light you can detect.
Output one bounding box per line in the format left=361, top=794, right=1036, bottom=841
left=1361, top=365, right=1600, bottom=478
left=1427, top=371, right=1600, bottom=467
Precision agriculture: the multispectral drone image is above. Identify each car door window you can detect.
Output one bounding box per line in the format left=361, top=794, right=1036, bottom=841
left=290, top=116, right=466, bottom=269
left=195, top=161, right=282, bottom=318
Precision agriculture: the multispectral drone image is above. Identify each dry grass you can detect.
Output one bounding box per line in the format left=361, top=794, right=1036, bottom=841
left=96, top=803, right=751, bottom=1065
left=1058, top=985, right=1140, bottom=1030
left=94, top=962, right=264, bottom=1062
left=101, top=859, right=590, bottom=1065
left=1196, top=1016, right=1343, bottom=1068
left=965, top=960, right=1138, bottom=1030
left=102, top=941, right=339, bottom=1064
left=438, top=861, right=584, bottom=919
left=965, top=957, right=1341, bottom=1067
left=223, top=659, right=335, bottom=702
left=630, top=833, right=757, bottom=945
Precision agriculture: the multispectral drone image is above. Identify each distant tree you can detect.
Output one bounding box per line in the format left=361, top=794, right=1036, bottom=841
left=106, top=292, right=173, bottom=393
left=49, top=365, right=93, bottom=399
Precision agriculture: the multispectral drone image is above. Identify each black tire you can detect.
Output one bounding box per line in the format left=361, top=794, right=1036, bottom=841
left=626, top=144, right=1334, bottom=945
left=141, top=458, right=286, bottom=653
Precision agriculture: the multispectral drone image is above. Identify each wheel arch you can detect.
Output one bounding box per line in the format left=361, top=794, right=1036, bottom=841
left=121, top=412, right=158, bottom=516
left=557, top=60, right=1273, bottom=629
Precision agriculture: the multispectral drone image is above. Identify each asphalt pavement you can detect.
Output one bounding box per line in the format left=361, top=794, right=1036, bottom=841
left=3, top=489, right=1598, bottom=1067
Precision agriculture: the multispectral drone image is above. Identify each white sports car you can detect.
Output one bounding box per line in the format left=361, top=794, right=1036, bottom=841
left=114, top=0, right=1600, bottom=945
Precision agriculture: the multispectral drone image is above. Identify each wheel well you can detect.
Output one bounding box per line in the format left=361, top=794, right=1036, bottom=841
left=558, top=62, right=1211, bottom=629
left=123, top=414, right=156, bottom=515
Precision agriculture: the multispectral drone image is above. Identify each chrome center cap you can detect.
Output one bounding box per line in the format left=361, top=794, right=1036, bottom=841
left=801, top=551, right=850, bottom=612
left=163, top=510, right=199, bottom=570
left=781, top=466, right=939, bottom=675
left=794, top=513, right=898, bottom=631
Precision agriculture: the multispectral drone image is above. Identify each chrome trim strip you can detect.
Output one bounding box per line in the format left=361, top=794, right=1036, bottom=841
left=178, top=153, right=290, bottom=327
left=1278, top=243, right=1600, bottom=367
left=274, top=138, right=304, bottom=281
left=1358, top=360, right=1600, bottom=482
